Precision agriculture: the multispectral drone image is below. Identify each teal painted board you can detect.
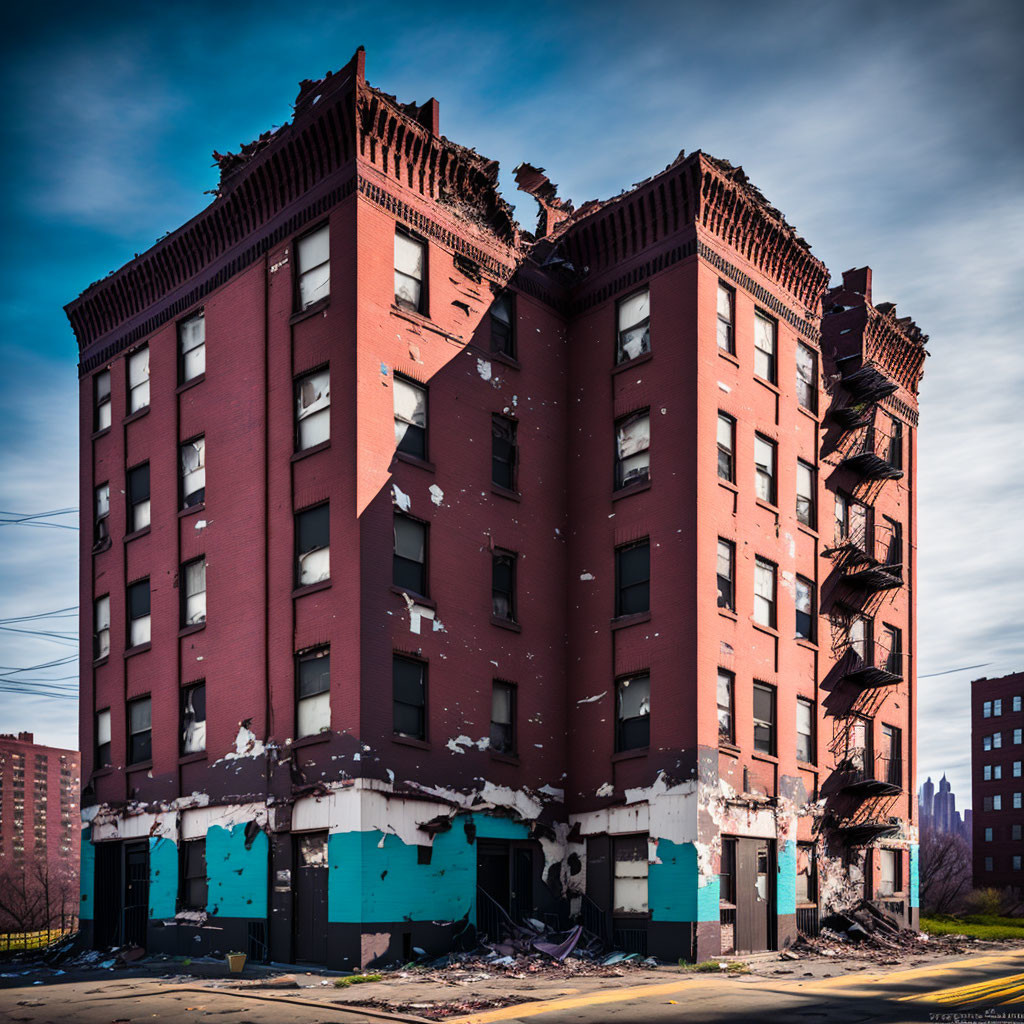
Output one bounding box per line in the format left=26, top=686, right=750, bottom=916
left=909, top=843, right=919, bottom=908
left=696, top=874, right=721, bottom=923
left=649, top=840, right=699, bottom=922
left=80, top=830, right=95, bottom=921
left=776, top=840, right=796, bottom=917
left=207, top=824, right=268, bottom=918
left=149, top=836, right=178, bottom=919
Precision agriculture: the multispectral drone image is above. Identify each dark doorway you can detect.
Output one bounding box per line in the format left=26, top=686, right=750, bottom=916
left=293, top=832, right=329, bottom=964
left=476, top=840, right=536, bottom=936
left=734, top=837, right=774, bottom=953
left=93, top=841, right=122, bottom=948
left=123, top=841, right=149, bottom=948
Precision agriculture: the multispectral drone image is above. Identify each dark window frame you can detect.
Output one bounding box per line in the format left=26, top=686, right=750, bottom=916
left=717, top=412, right=735, bottom=483
left=717, top=669, right=734, bottom=744
left=753, top=557, right=777, bottom=629
left=614, top=408, right=651, bottom=490
left=492, top=549, right=517, bottom=623
left=295, top=645, right=331, bottom=737
left=127, top=694, right=152, bottom=765
left=796, top=342, right=818, bottom=413
left=717, top=538, right=735, bottom=611
left=180, top=681, right=206, bottom=756
left=615, top=539, right=651, bottom=618
left=177, top=310, right=206, bottom=385
left=490, top=679, right=517, bottom=755
left=179, top=436, right=206, bottom=510
left=393, top=653, right=427, bottom=741
left=180, top=556, right=207, bottom=628
left=716, top=281, right=735, bottom=355
left=492, top=414, right=518, bottom=491
left=795, top=575, right=815, bottom=641
left=753, top=309, right=777, bottom=384
left=95, top=707, right=112, bottom=768
left=888, top=415, right=903, bottom=471
left=294, top=363, right=331, bottom=452
left=754, top=433, right=777, bottom=505
left=127, top=462, right=150, bottom=534
left=127, top=578, right=151, bottom=649
left=393, top=512, right=428, bottom=598
left=393, top=372, right=428, bottom=461
left=615, top=287, right=650, bottom=365
left=294, top=502, right=330, bottom=588
left=178, top=837, right=208, bottom=911
left=796, top=459, right=816, bottom=528
left=753, top=681, right=776, bottom=755
left=615, top=672, right=651, bottom=752
left=796, top=696, right=815, bottom=764
left=490, top=291, right=516, bottom=358
left=94, top=370, right=111, bottom=432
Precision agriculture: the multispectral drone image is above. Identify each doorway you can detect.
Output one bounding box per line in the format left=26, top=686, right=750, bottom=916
left=733, top=837, right=775, bottom=953
left=293, top=832, right=329, bottom=963
left=476, top=840, right=535, bottom=934
left=122, top=841, right=149, bottom=948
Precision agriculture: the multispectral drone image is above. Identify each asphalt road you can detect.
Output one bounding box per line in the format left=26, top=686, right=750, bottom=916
left=5, top=950, right=1024, bottom=1023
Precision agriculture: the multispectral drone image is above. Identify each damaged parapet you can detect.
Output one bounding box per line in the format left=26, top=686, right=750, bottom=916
left=514, top=163, right=574, bottom=240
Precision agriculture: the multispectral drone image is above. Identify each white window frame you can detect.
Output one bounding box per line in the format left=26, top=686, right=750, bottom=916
left=128, top=346, right=150, bottom=413
left=296, top=224, right=330, bottom=310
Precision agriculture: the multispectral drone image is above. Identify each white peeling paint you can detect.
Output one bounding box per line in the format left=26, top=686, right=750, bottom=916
left=392, top=484, right=411, bottom=512
left=429, top=484, right=444, bottom=506
left=579, top=572, right=595, bottom=581
left=576, top=691, right=607, bottom=705
left=718, top=381, right=731, bottom=393
left=476, top=358, right=492, bottom=381
left=194, top=520, right=207, bottom=530
left=596, top=782, right=614, bottom=798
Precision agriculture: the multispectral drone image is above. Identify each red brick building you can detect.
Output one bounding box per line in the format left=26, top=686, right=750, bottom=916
left=972, top=672, right=1024, bottom=889
left=66, top=49, right=927, bottom=966
left=0, top=732, right=80, bottom=933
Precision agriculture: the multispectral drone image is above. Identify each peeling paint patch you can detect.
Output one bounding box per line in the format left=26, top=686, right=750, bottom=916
left=217, top=723, right=266, bottom=762
left=194, top=519, right=207, bottom=530
left=718, top=381, right=731, bottom=393
left=149, top=836, right=178, bottom=919
left=392, top=484, right=411, bottom=512
left=445, top=735, right=490, bottom=755
left=596, top=782, right=614, bottom=797
left=429, top=484, right=444, bottom=506
left=476, top=358, right=492, bottom=381
left=579, top=572, right=595, bottom=581
left=576, top=692, right=607, bottom=705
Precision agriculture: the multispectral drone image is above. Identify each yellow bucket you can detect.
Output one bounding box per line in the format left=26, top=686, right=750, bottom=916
left=226, top=952, right=247, bottom=973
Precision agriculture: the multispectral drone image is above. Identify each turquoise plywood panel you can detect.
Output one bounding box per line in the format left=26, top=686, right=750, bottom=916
left=206, top=824, right=268, bottom=918
left=909, top=843, right=919, bottom=908
left=776, top=840, right=796, bottom=917
left=149, top=836, right=178, bottom=919
left=649, top=840, right=702, bottom=922
left=80, top=829, right=95, bottom=921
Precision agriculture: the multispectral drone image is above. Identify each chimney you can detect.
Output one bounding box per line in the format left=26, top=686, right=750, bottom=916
left=18, top=731, right=33, bottom=743
left=841, top=266, right=872, bottom=304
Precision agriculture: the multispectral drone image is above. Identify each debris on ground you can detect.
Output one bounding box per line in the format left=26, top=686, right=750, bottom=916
left=341, top=993, right=538, bottom=1020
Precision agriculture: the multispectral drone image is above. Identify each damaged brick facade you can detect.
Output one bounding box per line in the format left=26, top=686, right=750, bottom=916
left=67, top=48, right=927, bottom=967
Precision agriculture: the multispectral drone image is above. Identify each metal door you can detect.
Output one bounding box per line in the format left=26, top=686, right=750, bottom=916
left=122, top=841, right=149, bottom=948
left=93, top=841, right=122, bottom=948
left=293, top=833, right=329, bottom=964
left=734, top=838, right=774, bottom=953
left=511, top=846, right=533, bottom=922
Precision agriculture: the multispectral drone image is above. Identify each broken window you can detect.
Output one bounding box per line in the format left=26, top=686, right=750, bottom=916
left=878, top=849, right=900, bottom=896
left=795, top=576, right=814, bottom=640
left=492, top=414, right=518, bottom=491
left=179, top=311, right=205, bottom=383
left=180, top=437, right=206, bottom=509
left=615, top=673, right=650, bottom=751
left=127, top=463, right=150, bottom=534
left=96, top=709, right=111, bottom=767
left=753, top=558, right=776, bottom=628
left=295, top=367, right=330, bottom=450
left=490, top=292, right=515, bottom=357
left=296, top=223, right=330, bottom=310
left=94, top=595, right=110, bottom=661
left=717, top=669, right=734, bottom=744
left=181, top=682, right=206, bottom=754
left=295, top=503, right=330, bottom=587
left=615, top=540, right=650, bottom=617
left=616, top=288, right=650, bottom=364
left=884, top=516, right=902, bottom=566
left=615, top=410, right=650, bottom=489
left=753, top=682, right=776, bottom=755
left=796, top=343, right=817, bottom=412
left=127, top=579, right=151, bottom=648
left=490, top=680, right=516, bottom=755
left=394, top=230, right=425, bottom=313
left=492, top=550, right=517, bottom=622
left=795, top=843, right=817, bottom=904
left=716, top=282, right=735, bottom=354
left=754, top=310, right=776, bottom=383
left=754, top=434, right=776, bottom=504
left=717, top=413, right=735, bottom=483
left=94, top=370, right=111, bottom=432
left=717, top=539, right=735, bottom=611
left=393, top=514, right=427, bottom=596
left=127, top=695, right=152, bottom=764
left=393, top=375, right=427, bottom=460
left=888, top=415, right=903, bottom=471
left=296, top=646, right=330, bottom=738
left=179, top=838, right=207, bottom=910
left=612, top=834, right=649, bottom=914
left=796, top=460, right=815, bottom=528
left=393, top=654, right=426, bottom=740
left=94, top=483, right=110, bottom=548
left=797, top=697, right=814, bottom=763
left=182, top=558, right=206, bottom=626
left=128, top=346, right=150, bottom=413
left=883, top=624, right=902, bottom=674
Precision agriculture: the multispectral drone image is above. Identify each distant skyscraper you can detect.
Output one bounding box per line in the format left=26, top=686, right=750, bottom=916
left=919, top=774, right=969, bottom=843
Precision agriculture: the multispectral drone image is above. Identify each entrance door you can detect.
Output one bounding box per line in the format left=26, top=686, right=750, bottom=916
left=511, top=847, right=533, bottom=922
left=93, top=841, right=122, bottom=948
left=477, top=840, right=510, bottom=934
left=122, top=841, right=149, bottom=948
left=734, top=838, right=774, bottom=953
left=293, top=833, right=329, bottom=963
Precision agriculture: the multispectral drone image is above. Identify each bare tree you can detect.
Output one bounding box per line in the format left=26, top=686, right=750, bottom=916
left=919, top=830, right=972, bottom=915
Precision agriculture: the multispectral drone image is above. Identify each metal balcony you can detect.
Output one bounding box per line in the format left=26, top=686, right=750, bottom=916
left=839, top=426, right=904, bottom=481
left=837, top=359, right=899, bottom=404
left=840, top=643, right=904, bottom=688
left=843, top=560, right=903, bottom=594
left=831, top=819, right=903, bottom=845
left=838, top=753, right=903, bottom=798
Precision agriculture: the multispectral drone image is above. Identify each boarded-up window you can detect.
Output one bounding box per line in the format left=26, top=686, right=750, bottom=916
left=490, top=680, right=515, bottom=754
left=295, top=504, right=330, bottom=587
left=754, top=435, right=776, bottom=504
left=180, top=437, right=206, bottom=508
left=182, top=559, right=206, bottom=626
left=128, top=463, right=150, bottom=533
left=796, top=460, right=815, bottom=528
left=94, top=370, right=111, bottom=431
left=295, top=368, right=330, bottom=450
left=127, top=579, right=150, bottom=648
left=616, top=674, right=650, bottom=751
left=179, top=312, right=205, bottom=383
left=393, top=514, right=427, bottom=596
left=717, top=539, right=735, bottom=611
left=181, top=682, right=206, bottom=754
left=96, top=709, right=111, bottom=766
left=754, top=311, right=776, bottom=383
left=717, top=413, right=735, bottom=482
left=491, top=292, right=515, bottom=357
left=128, top=346, right=150, bottom=413
left=616, top=288, right=650, bottom=363
left=615, top=541, right=650, bottom=617
left=94, top=595, right=110, bottom=661
left=296, top=224, right=330, bottom=310
left=612, top=835, right=649, bottom=913
left=296, top=647, right=330, bottom=738
left=878, top=848, right=899, bottom=896
left=615, top=411, right=650, bottom=489
left=128, top=695, right=152, bottom=764
left=179, top=838, right=207, bottom=910
left=393, top=655, right=426, bottom=740
left=753, top=558, right=776, bottom=628
left=492, top=415, right=517, bottom=491
left=395, top=231, right=425, bottom=312
left=394, top=376, right=427, bottom=459
left=492, top=551, right=516, bottom=621
left=716, top=283, right=734, bottom=354
left=796, top=343, right=817, bottom=411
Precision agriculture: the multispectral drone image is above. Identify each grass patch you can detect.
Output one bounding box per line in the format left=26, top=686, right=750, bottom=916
left=681, top=959, right=748, bottom=973
left=334, top=973, right=384, bottom=988
left=922, top=914, right=1024, bottom=941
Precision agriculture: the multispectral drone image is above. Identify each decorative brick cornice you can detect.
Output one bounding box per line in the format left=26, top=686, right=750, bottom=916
left=863, top=307, right=928, bottom=397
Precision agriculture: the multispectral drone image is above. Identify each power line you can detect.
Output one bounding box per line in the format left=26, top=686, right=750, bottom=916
left=0, top=655, right=78, bottom=677
left=919, top=662, right=991, bottom=679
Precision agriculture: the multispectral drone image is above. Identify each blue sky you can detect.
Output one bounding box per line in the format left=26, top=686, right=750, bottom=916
left=2, top=0, right=1021, bottom=807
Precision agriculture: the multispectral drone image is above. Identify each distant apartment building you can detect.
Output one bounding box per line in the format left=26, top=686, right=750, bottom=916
left=972, top=672, right=1024, bottom=888
left=0, top=732, right=80, bottom=932
left=66, top=49, right=928, bottom=966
